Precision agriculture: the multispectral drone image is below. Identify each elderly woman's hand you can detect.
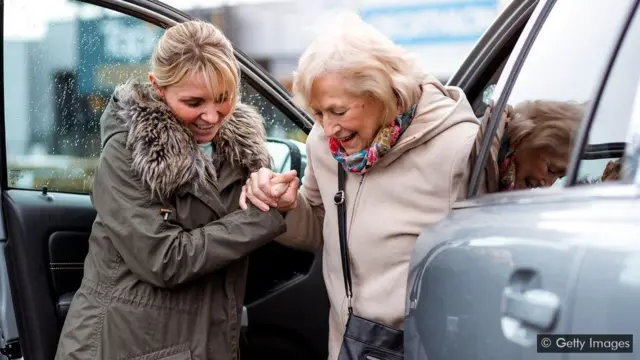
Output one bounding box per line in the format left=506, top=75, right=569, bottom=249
left=239, top=167, right=299, bottom=212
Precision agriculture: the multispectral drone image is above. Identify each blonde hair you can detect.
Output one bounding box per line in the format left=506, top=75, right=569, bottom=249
left=292, top=11, right=426, bottom=124
left=151, top=20, right=240, bottom=108
left=508, top=100, right=585, bottom=157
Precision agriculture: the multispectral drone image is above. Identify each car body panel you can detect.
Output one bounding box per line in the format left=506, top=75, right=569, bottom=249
left=406, top=185, right=640, bottom=359
left=407, top=0, right=640, bottom=358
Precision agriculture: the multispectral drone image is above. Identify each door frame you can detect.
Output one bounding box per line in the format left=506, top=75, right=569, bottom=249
left=0, top=1, right=315, bottom=359
left=452, top=0, right=640, bottom=211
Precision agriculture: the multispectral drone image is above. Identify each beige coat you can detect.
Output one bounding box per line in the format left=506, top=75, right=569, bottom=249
left=276, top=76, right=480, bottom=359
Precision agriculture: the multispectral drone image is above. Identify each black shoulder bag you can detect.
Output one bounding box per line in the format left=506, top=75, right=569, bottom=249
left=334, top=164, right=404, bottom=360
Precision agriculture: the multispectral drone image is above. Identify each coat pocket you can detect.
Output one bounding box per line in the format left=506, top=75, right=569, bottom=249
left=126, top=344, right=191, bottom=360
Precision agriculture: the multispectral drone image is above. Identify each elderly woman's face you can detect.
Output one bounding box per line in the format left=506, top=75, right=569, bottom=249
left=309, top=73, right=385, bottom=155
left=150, top=72, right=233, bottom=144
left=514, top=149, right=568, bottom=189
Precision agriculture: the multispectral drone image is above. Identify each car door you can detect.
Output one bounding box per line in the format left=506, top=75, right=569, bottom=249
left=404, top=0, right=638, bottom=359
left=563, top=3, right=640, bottom=357
left=1, top=1, right=327, bottom=360
left=446, top=0, right=538, bottom=118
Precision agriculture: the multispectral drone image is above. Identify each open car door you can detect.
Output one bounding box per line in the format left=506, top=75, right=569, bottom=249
left=0, top=1, right=328, bottom=359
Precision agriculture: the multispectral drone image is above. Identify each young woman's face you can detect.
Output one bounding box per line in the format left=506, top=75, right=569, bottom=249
left=150, top=72, right=233, bottom=144
left=309, top=73, right=386, bottom=155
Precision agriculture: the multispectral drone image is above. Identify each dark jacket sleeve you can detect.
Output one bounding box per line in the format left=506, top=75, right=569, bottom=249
left=92, top=133, right=286, bottom=288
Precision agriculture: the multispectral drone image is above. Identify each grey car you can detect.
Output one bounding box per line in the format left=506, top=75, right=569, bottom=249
left=2, top=0, right=639, bottom=359
left=405, top=0, right=640, bottom=359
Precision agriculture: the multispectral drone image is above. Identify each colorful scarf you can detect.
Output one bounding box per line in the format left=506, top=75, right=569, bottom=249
left=498, top=150, right=516, bottom=191
left=497, top=122, right=518, bottom=191
left=329, top=105, right=416, bottom=174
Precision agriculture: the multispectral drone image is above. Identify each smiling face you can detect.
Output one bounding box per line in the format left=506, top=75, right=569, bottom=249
left=309, top=73, right=386, bottom=155
left=514, top=148, right=568, bottom=189
left=506, top=99, right=584, bottom=190
left=149, top=71, right=233, bottom=144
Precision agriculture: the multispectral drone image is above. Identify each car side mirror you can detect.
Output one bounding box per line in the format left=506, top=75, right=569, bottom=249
left=266, top=138, right=307, bottom=183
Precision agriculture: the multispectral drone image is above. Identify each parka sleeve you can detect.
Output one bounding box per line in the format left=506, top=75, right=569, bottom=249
left=275, top=126, right=325, bottom=249
left=92, top=133, right=286, bottom=288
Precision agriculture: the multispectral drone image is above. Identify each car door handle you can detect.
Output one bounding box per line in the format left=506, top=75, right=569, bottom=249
left=501, top=287, right=560, bottom=332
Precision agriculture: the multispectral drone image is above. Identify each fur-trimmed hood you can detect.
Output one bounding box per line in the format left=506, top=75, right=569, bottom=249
left=100, top=80, right=271, bottom=200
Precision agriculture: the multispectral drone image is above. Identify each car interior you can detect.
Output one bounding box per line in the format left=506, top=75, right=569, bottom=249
left=0, top=2, right=328, bottom=360
left=575, top=143, right=626, bottom=184
left=2, top=88, right=329, bottom=360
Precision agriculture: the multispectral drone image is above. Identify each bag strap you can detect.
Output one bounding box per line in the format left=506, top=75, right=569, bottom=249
left=334, top=164, right=353, bottom=313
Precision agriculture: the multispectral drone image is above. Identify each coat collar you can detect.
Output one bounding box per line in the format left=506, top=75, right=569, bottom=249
left=105, top=80, right=271, bottom=202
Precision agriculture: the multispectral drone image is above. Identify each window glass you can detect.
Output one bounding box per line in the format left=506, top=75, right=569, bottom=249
left=239, top=82, right=308, bottom=176
left=239, top=81, right=307, bottom=143
left=626, top=85, right=640, bottom=184
left=479, top=0, right=633, bottom=194
left=467, top=2, right=544, bottom=120
left=473, top=57, right=507, bottom=120
left=4, top=1, right=305, bottom=193
left=574, top=7, right=640, bottom=185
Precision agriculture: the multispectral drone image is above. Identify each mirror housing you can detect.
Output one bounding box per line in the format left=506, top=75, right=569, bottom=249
left=266, top=138, right=307, bottom=182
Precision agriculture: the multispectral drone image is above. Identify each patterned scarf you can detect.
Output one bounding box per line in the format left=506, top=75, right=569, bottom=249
left=329, top=105, right=416, bottom=174
left=498, top=150, right=517, bottom=191
left=497, top=126, right=517, bottom=191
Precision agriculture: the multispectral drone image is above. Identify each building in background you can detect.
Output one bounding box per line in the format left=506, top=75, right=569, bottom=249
left=183, top=0, right=510, bottom=90
left=357, top=0, right=503, bottom=80
left=3, top=0, right=509, bottom=163
left=221, top=0, right=510, bottom=89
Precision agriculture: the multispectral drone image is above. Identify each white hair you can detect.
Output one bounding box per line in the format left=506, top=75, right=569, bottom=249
left=292, top=10, right=426, bottom=124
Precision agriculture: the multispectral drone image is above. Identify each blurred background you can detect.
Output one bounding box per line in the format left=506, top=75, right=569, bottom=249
left=3, top=0, right=511, bottom=192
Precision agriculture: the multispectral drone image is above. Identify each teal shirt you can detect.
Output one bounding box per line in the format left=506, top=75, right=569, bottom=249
left=199, top=142, right=214, bottom=157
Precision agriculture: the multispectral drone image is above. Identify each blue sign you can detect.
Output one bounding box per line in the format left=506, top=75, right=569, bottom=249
left=360, top=0, right=499, bottom=45
left=77, top=17, right=164, bottom=94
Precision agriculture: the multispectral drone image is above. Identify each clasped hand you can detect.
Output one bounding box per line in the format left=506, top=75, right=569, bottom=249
left=239, top=168, right=299, bottom=212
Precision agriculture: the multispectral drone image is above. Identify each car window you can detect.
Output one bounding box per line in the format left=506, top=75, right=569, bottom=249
left=573, top=6, right=640, bottom=185
left=265, top=139, right=307, bottom=175
left=239, top=81, right=308, bottom=174
left=475, top=0, right=633, bottom=195
left=473, top=57, right=507, bottom=120
left=3, top=1, right=306, bottom=193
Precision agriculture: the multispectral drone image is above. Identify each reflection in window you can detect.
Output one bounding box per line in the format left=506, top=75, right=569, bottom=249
left=4, top=2, right=164, bottom=193
left=575, top=4, right=640, bottom=185
left=239, top=81, right=308, bottom=176
left=240, top=81, right=307, bottom=143
left=478, top=0, right=633, bottom=194
left=3, top=1, right=306, bottom=194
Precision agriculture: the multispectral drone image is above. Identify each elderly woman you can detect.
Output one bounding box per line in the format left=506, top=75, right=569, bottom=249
left=239, top=12, right=479, bottom=360
left=55, top=20, right=286, bottom=360
left=478, top=99, right=585, bottom=192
